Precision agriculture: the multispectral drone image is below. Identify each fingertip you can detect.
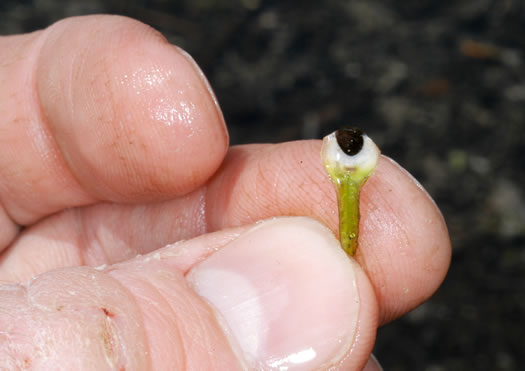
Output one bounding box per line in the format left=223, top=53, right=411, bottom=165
left=187, top=217, right=379, bottom=370
left=360, top=156, right=452, bottom=323
left=37, top=15, right=228, bottom=201
left=202, top=141, right=451, bottom=324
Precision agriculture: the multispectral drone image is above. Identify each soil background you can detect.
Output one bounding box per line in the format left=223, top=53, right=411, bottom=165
left=2, top=1, right=525, bottom=370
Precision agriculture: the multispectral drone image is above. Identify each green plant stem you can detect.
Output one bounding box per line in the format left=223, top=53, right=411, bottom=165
left=337, top=178, right=361, bottom=256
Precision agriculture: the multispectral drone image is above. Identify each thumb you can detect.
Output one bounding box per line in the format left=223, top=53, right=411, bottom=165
left=0, top=217, right=377, bottom=370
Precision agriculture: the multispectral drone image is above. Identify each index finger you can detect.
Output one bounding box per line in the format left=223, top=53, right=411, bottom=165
left=0, top=15, right=228, bottom=245
left=205, top=142, right=452, bottom=324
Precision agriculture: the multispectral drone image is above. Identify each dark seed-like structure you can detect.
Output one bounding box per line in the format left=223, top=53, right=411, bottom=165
left=335, top=127, right=364, bottom=156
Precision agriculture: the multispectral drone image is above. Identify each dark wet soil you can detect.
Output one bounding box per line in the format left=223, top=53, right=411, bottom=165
left=3, top=1, right=524, bottom=369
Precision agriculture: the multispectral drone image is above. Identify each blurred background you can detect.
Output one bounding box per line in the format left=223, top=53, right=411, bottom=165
left=2, top=0, right=524, bottom=369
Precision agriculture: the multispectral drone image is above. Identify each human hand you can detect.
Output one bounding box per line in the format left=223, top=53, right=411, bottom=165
left=0, top=15, right=451, bottom=370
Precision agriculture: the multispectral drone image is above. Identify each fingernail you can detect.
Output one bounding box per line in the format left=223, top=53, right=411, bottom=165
left=363, top=354, right=383, bottom=371
left=187, top=217, right=360, bottom=370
